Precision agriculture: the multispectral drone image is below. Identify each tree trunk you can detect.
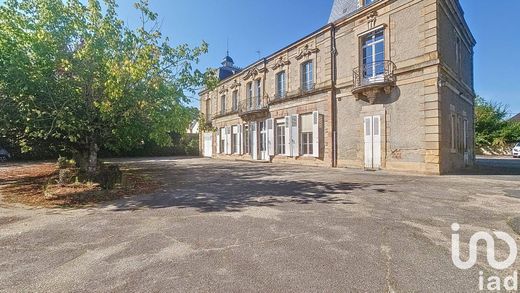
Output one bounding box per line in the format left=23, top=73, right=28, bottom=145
left=76, top=141, right=99, bottom=180
left=87, top=141, right=99, bottom=178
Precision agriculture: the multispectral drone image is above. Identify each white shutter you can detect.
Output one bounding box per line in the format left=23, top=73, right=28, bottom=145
left=267, top=118, right=275, bottom=156
left=285, top=116, right=291, bottom=156
left=312, top=111, right=319, bottom=158
left=251, top=122, right=258, bottom=160
left=216, top=130, right=220, bottom=154
left=238, top=125, right=243, bottom=155
left=226, top=126, right=232, bottom=154
left=291, top=114, right=299, bottom=156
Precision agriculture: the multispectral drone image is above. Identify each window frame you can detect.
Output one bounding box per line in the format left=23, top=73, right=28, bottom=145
left=276, top=120, right=286, bottom=155
left=276, top=71, right=286, bottom=98
left=220, top=95, right=226, bottom=115
left=361, top=29, right=385, bottom=80
left=301, top=61, right=314, bottom=92
left=232, top=90, right=239, bottom=112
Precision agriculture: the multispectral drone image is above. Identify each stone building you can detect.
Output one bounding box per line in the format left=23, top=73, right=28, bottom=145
left=199, top=0, right=475, bottom=174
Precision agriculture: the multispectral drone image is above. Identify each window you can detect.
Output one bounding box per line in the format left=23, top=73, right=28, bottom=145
left=232, top=125, right=239, bottom=154
left=450, top=113, right=456, bottom=152
left=244, top=125, right=250, bottom=154
left=247, top=82, right=253, bottom=108
left=276, top=120, right=286, bottom=155
left=301, top=61, right=313, bottom=91
left=220, top=95, right=226, bottom=115
left=276, top=71, right=286, bottom=98
left=205, top=99, right=211, bottom=120
left=456, top=36, right=462, bottom=74
left=300, top=114, right=313, bottom=155
left=362, top=29, right=385, bottom=80
left=220, top=128, right=226, bottom=154
left=255, top=79, right=262, bottom=107
left=364, top=0, right=375, bottom=6
left=232, top=90, right=238, bottom=111
left=259, top=121, right=266, bottom=153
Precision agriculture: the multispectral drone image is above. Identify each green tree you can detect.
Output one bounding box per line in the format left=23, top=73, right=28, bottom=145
left=475, top=96, right=520, bottom=148
left=0, top=0, right=215, bottom=177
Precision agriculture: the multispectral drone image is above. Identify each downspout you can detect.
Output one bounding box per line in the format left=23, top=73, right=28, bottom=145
left=330, top=24, right=338, bottom=167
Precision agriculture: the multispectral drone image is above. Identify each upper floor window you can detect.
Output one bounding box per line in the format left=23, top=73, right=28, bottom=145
left=247, top=82, right=253, bottom=107
left=362, top=29, right=385, bottom=80
left=301, top=61, right=313, bottom=91
left=364, top=0, right=375, bottom=6
left=220, top=95, right=226, bottom=114
left=232, top=90, right=238, bottom=111
left=255, top=79, right=262, bottom=106
left=276, top=71, right=286, bottom=98
left=205, top=99, right=211, bottom=119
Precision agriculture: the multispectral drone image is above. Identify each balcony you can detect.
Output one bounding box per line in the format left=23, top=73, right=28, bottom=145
left=212, top=106, right=239, bottom=119
left=352, top=60, right=396, bottom=104
left=238, top=98, right=269, bottom=121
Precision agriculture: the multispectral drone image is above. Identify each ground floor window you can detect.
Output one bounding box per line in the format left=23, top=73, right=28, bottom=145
left=243, top=125, right=249, bottom=154
left=300, top=114, right=313, bottom=155
left=220, top=128, right=225, bottom=154
left=276, top=120, right=286, bottom=155
left=232, top=125, right=239, bottom=154
left=259, top=121, right=266, bottom=152
left=301, top=132, right=313, bottom=155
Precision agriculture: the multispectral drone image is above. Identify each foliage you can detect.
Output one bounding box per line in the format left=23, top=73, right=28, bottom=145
left=0, top=0, right=212, bottom=174
left=475, top=96, right=520, bottom=148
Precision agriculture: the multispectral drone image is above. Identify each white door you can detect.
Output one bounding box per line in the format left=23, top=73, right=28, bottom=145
left=203, top=133, right=213, bottom=157
left=251, top=122, right=258, bottom=160
left=259, top=121, right=268, bottom=161
left=364, top=115, right=381, bottom=170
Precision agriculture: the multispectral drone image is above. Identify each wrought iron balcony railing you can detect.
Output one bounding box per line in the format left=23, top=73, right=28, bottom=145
left=239, top=98, right=269, bottom=115
left=353, top=60, right=396, bottom=90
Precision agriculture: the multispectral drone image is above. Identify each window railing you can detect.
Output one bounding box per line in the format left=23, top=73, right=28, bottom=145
left=301, top=82, right=315, bottom=93
left=239, top=98, right=268, bottom=114
left=353, top=60, right=396, bottom=89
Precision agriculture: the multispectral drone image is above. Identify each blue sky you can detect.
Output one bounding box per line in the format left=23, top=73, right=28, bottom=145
left=2, top=0, right=519, bottom=115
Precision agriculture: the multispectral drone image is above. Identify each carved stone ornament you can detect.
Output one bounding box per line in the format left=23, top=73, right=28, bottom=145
left=367, top=11, right=378, bottom=29
left=271, top=57, right=291, bottom=70
left=230, top=79, right=241, bottom=89
left=295, top=44, right=319, bottom=60
left=218, top=86, right=228, bottom=94
left=242, top=66, right=268, bottom=80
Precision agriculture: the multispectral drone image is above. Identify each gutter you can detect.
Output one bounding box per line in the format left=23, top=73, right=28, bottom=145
left=330, top=24, right=338, bottom=168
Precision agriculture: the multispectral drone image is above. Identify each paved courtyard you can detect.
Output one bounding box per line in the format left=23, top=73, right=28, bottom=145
left=0, top=157, right=519, bottom=292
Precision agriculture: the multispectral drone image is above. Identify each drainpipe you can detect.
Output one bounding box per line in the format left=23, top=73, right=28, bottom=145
left=330, top=24, right=338, bottom=167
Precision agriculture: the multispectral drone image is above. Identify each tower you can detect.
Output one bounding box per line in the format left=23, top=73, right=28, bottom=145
left=328, top=0, right=360, bottom=23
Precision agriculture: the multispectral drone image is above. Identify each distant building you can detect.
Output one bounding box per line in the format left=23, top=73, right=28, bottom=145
left=187, top=121, right=199, bottom=134
left=510, top=113, right=520, bottom=122
left=200, top=0, right=476, bottom=174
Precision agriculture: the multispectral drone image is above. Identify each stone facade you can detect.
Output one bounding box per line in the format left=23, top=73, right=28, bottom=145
left=199, top=0, right=476, bottom=174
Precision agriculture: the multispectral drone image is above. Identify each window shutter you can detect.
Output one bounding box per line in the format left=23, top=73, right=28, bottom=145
left=216, top=131, right=220, bottom=154
left=238, top=125, right=243, bottom=155
left=284, top=116, right=291, bottom=156
left=250, top=122, right=258, bottom=160
left=291, top=114, right=299, bottom=156
left=267, top=118, right=275, bottom=156
left=312, top=111, right=319, bottom=158
left=226, top=126, right=232, bottom=154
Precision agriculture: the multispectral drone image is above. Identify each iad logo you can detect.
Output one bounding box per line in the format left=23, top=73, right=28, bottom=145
left=451, top=223, right=519, bottom=291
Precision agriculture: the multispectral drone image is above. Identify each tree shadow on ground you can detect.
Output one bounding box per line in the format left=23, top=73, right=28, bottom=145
left=103, top=161, right=391, bottom=213
left=451, top=158, right=520, bottom=176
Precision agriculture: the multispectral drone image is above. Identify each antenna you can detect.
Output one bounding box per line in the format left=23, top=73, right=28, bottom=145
left=226, top=37, right=229, bottom=57
left=256, top=50, right=261, bottom=59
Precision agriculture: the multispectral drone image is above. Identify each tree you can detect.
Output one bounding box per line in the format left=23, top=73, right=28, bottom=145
left=475, top=96, right=520, bottom=148
left=0, top=0, right=215, bottom=177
